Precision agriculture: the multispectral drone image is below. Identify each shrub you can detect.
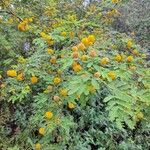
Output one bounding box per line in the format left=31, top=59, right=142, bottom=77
left=0, top=0, right=150, bottom=149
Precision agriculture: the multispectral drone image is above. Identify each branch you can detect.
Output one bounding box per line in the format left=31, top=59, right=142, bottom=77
left=0, top=10, right=23, bottom=22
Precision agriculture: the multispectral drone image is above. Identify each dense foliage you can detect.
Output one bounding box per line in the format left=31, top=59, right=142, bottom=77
left=0, top=0, right=150, bottom=149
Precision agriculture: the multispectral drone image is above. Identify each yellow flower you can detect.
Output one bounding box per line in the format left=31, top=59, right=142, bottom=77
left=115, top=54, right=122, bottom=62
left=24, top=85, right=31, bottom=92
left=68, top=102, right=75, bottom=109
left=127, top=56, right=134, bottom=62
left=77, top=43, right=86, bottom=51
left=47, top=40, right=54, bottom=46
left=60, top=89, right=68, bottom=96
left=18, top=23, right=25, bottom=31
left=100, top=57, right=109, bottom=65
left=112, top=0, right=119, bottom=3
left=141, top=54, right=146, bottom=59
left=106, top=11, right=111, bottom=17
left=8, top=18, right=13, bottom=24
left=35, top=143, right=41, bottom=150
left=129, top=65, right=136, bottom=71
left=24, top=18, right=29, bottom=23
left=47, top=48, right=54, bottom=54
left=72, top=64, right=82, bottom=72
left=88, top=85, right=96, bottom=93
left=136, top=112, right=144, bottom=120
left=57, top=69, right=62, bottom=75
left=94, top=72, right=101, bottom=78
left=72, top=61, right=78, bottom=67
left=127, top=40, right=133, bottom=49
left=43, top=89, right=49, bottom=94
left=44, top=85, right=53, bottom=93
left=108, top=71, right=116, bottom=80
left=132, top=49, right=139, bottom=55
left=28, top=18, right=33, bottom=22
left=45, top=35, right=52, bottom=42
left=31, top=76, right=38, bottom=84
left=55, top=117, right=61, bottom=125
left=112, top=9, right=119, bottom=15
left=39, top=128, right=45, bottom=135
left=53, top=77, right=61, bottom=85
left=45, top=111, right=53, bottom=119
left=17, top=57, right=26, bottom=64
left=53, top=95, right=60, bottom=102
left=50, top=56, right=57, bottom=64
left=81, top=55, right=88, bottom=61
left=89, top=50, right=97, bottom=57
left=82, top=38, right=89, bottom=46
left=40, top=32, right=46, bottom=38
left=72, top=51, right=79, bottom=59
left=18, top=21, right=28, bottom=31
left=87, top=35, right=95, bottom=44
left=17, top=73, right=24, bottom=81
left=7, top=70, right=17, bottom=77
left=61, top=31, right=67, bottom=37
left=72, top=46, right=78, bottom=52
left=70, top=31, right=75, bottom=38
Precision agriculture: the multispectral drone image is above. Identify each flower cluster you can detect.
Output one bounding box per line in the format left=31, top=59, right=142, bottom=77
left=18, top=18, right=33, bottom=31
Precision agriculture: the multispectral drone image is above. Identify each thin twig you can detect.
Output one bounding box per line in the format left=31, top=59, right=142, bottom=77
left=0, top=10, right=23, bottom=22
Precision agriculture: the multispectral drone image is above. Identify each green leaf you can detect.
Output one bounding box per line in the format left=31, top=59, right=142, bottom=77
left=91, top=79, right=99, bottom=89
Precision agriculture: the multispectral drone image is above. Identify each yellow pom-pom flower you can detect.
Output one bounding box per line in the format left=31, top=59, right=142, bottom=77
left=141, top=54, right=146, bottom=59
left=31, top=76, right=38, bottom=84
left=100, top=57, right=109, bottom=65
left=68, top=102, right=76, bottom=109
left=40, top=32, right=46, bottom=38
left=81, top=55, right=88, bottom=61
left=87, top=35, right=95, bottom=44
left=35, top=143, right=41, bottom=150
left=129, top=65, right=136, bottom=71
left=94, top=72, right=101, bottom=78
left=132, top=49, right=139, bottom=55
left=115, top=54, right=122, bottom=62
left=108, top=71, right=116, bottom=80
left=127, top=56, right=134, bottom=62
left=50, top=56, right=57, bottom=64
left=39, top=127, right=45, bottom=135
left=7, top=70, right=17, bottom=77
left=17, top=57, right=26, bottom=64
left=61, top=31, right=67, bottom=37
left=136, top=112, right=144, bottom=120
left=45, top=111, right=53, bottom=119
left=82, top=38, right=89, bottom=46
left=88, top=85, right=96, bottom=93
left=77, top=43, right=86, bottom=51
left=127, top=40, right=133, bottom=49
left=53, top=77, right=61, bottom=85
left=60, top=89, right=68, bottom=96
left=47, top=48, right=54, bottom=54
left=72, top=64, right=82, bottom=72
left=89, top=50, right=97, bottom=57
left=28, top=18, right=33, bottom=22
left=112, top=0, right=119, bottom=3
left=72, top=46, right=78, bottom=52
left=17, top=73, right=24, bottom=81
